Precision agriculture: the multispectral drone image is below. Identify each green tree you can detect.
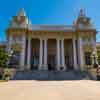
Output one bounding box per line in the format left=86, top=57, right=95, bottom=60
left=0, top=49, right=9, bottom=68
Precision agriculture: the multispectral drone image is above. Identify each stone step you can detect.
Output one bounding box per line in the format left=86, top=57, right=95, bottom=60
left=12, top=70, right=92, bottom=80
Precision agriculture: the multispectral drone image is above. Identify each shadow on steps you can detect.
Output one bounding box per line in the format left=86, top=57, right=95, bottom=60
left=12, top=70, right=96, bottom=81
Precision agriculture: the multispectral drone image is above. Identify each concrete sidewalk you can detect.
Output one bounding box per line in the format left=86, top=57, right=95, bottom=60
left=0, top=80, right=100, bottom=100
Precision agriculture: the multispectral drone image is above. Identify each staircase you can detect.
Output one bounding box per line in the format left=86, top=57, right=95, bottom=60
left=12, top=70, right=93, bottom=80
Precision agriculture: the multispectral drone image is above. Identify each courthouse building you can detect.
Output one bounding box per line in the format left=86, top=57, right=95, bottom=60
left=6, top=9, right=97, bottom=71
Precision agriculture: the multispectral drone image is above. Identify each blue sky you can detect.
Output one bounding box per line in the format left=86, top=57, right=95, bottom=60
left=0, top=0, right=100, bottom=41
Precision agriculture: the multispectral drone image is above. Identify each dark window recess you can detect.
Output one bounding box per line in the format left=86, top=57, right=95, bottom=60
left=75, top=40, right=79, bottom=65
left=25, top=39, right=28, bottom=65
left=85, top=52, right=92, bottom=65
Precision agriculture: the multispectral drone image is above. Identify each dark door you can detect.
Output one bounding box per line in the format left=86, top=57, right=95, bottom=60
left=31, top=56, right=39, bottom=70
left=65, top=55, right=73, bottom=70
left=48, top=55, right=56, bottom=71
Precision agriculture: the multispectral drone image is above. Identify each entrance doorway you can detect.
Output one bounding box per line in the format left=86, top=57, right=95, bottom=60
left=47, top=39, right=56, bottom=71
left=48, top=55, right=56, bottom=71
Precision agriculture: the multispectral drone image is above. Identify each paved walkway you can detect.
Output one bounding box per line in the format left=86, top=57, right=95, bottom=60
left=0, top=80, right=100, bottom=100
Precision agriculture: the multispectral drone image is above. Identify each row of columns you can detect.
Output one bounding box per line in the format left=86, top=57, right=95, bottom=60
left=7, top=35, right=79, bottom=71
left=39, top=39, right=66, bottom=70
left=20, top=36, right=83, bottom=71
left=7, top=34, right=98, bottom=71
left=25, top=38, right=66, bottom=70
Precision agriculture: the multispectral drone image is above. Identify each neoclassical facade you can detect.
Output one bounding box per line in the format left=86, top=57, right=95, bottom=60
left=6, top=9, right=97, bottom=71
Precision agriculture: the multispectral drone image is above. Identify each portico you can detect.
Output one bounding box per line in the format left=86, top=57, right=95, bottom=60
left=20, top=33, right=78, bottom=71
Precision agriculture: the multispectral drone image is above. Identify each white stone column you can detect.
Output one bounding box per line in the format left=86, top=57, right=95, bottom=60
left=56, top=39, right=60, bottom=70
left=20, top=35, right=26, bottom=70
left=39, top=39, right=43, bottom=70
left=92, top=37, right=98, bottom=64
left=43, top=39, right=48, bottom=70
left=7, top=35, right=12, bottom=53
left=27, top=37, right=31, bottom=70
left=78, top=37, right=84, bottom=70
left=61, top=39, right=66, bottom=70
left=73, top=37, right=78, bottom=70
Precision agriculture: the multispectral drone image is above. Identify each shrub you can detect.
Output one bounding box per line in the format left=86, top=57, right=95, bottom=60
left=0, top=49, right=9, bottom=68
